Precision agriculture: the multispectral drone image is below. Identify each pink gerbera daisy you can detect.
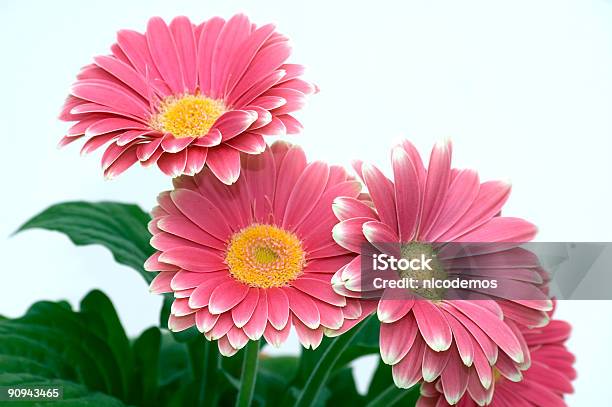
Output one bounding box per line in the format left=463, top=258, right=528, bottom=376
left=59, top=15, right=316, bottom=182
left=329, top=139, right=551, bottom=404
left=418, top=310, right=575, bottom=406
left=145, top=141, right=363, bottom=355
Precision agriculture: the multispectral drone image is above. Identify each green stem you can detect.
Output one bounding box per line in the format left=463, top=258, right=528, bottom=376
left=293, top=317, right=370, bottom=407
left=235, top=339, right=260, bottom=407
left=365, top=384, right=420, bottom=407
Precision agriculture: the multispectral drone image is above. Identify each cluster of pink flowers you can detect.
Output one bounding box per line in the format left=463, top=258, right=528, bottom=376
left=60, top=14, right=575, bottom=406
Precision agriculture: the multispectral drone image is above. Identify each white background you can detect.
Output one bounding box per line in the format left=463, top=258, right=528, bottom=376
left=1, top=0, right=611, bottom=405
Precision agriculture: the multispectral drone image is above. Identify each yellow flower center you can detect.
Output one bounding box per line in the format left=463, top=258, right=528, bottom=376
left=225, top=224, right=306, bottom=288
left=151, top=94, right=226, bottom=138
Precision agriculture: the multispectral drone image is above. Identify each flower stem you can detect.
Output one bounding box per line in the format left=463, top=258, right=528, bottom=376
left=235, top=339, right=260, bottom=407
left=293, top=316, right=370, bottom=407
left=365, top=383, right=420, bottom=407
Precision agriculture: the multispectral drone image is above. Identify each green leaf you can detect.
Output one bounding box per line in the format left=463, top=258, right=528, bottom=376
left=130, top=327, right=161, bottom=406
left=0, top=290, right=199, bottom=407
left=365, top=359, right=393, bottom=401
left=365, top=359, right=420, bottom=407
left=292, top=316, right=372, bottom=407
left=326, top=367, right=365, bottom=407
left=365, top=384, right=420, bottom=407
left=80, top=290, right=132, bottom=399
left=16, top=201, right=155, bottom=283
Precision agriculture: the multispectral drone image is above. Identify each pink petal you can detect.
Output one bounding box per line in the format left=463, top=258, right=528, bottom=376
left=210, top=14, right=251, bottom=98
left=171, top=298, right=196, bottom=316
left=229, top=42, right=291, bottom=106
left=206, top=145, right=241, bottom=185
left=332, top=217, right=371, bottom=253
left=276, top=114, right=303, bottom=134
left=417, top=140, right=452, bottom=240
left=380, top=314, right=418, bottom=364
left=454, top=217, right=538, bottom=242
left=241, top=146, right=276, bottom=222
left=362, top=163, right=398, bottom=235
left=93, top=55, right=150, bottom=98
left=224, top=132, right=266, bottom=154
left=136, top=138, right=163, bottom=161
left=208, top=312, right=234, bottom=340
left=157, top=151, right=188, bottom=177
left=292, top=316, right=324, bottom=349
left=195, top=307, right=219, bottom=332
left=273, top=145, right=308, bottom=221
left=81, top=132, right=119, bottom=155
left=159, top=246, right=225, bottom=273
left=184, top=146, right=208, bottom=176
left=362, top=221, right=401, bottom=256
left=243, top=290, right=268, bottom=340
left=157, top=215, right=225, bottom=250
left=425, top=169, right=480, bottom=241
left=86, top=117, right=147, bottom=137
left=391, top=146, right=421, bottom=242
left=438, top=180, right=511, bottom=241
left=227, top=326, right=250, bottom=350
left=377, top=292, right=414, bottom=323
left=251, top=116, right=286, bottom=136
left=169, top=16, right=197, bottom=93
left=224, top=22, right=277, bottom=97
left=449, top=300, right=523, bottom=363
left=263, top=321, right=292, bottom=347
left=446, top=313, right=475, bottom=366
left=116, top=29, right=170, bottom=96
left=282, top=161, right=330, bottom=230
left=440, top=347, right=469, bottom=404
left=168, top=313, right=196, bottom=332
left=217, top=336, right=239, bottom=357
left=391, top=335, right=426, bottom=388
left=413, top=301, right=452, bottom=352
left=161, top=135, right=193, bottom=153
left=70, top=79, right=149, bottom=118
left=313, top=299, right=344, bottom=330
left=197, top=17, right=225, bottom=96
left=213, top=110, right=258, bottom=141
left=422, top=345, right=450, bottom=382
left=117, top=129, right=153, bottom=146
left=170, top=270, right=211, bottom=290
left=144, top=252, right=178, bottom=272
left=193, top=128, right=222, bottom=147
left=284, top=287, right=320, bottom=329
left=231, top=288, right=259, bottom=328
left=149, top=271, right=175, bottom=294
left=291, top=278, right=346, bottom=307
left=332, top=197, right=377, bottom=221
left=170, top=188, right=232, bottom=240
left=266, top=287, right=290, bottom=330
left=103, top=146, right=139, bottom=179
left=146, top=17, right=184, bottom=94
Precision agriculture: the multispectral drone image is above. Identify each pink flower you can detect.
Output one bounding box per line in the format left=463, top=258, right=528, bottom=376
left=329, top=139, right=551, bottom=404
left=59, top=15, right=316, bottom=182
left=146, top=141, right=362, bottom=356
left=418, top=313, right=575, bottom=406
